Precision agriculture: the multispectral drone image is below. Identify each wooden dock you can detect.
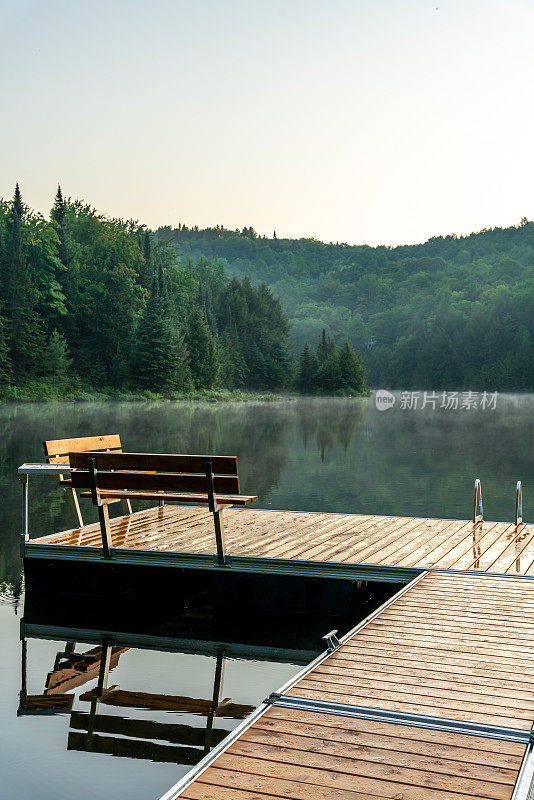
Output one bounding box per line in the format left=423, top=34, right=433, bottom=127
left=21, top=501, right=534, bottom=798
left=27, top=504, right=534, bottom=580
left=165, top=571, right=534, bottom=800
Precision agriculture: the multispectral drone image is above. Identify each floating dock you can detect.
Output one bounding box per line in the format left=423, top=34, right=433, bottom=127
left=20, top=488, right=534, bottom=798
left=26, top=504, right=534, bottom=580
left=166, top=570, right=534, bottom=800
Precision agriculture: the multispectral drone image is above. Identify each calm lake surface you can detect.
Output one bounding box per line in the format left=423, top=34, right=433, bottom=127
left=1, top=394, right=533, bottom=800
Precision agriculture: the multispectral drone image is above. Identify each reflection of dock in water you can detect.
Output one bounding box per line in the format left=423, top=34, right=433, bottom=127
left=19, top=608, right=320, bottom=769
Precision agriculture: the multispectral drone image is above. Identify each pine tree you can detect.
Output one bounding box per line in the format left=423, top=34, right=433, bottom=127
left=0, top=312, right=12, bottom=388
left=219, top=331, right=248, bottom=388
left=42, top=329, right=72, bottom=383
left=13, top=184, right=23, bottom=220
left=168, top=326, right=192, bottom=391
left=316, top=329, right=335, bottom=363
left=140, top=230, right=154, bottom=288
left=135, top=275, right=174, bottom=391
left=51, top=185, right=69, bottom=266
left=7, top=202, right=44, bottom=380
left=186, top=306, right=218, bottom=390
left=317, top=348, right=341, bottom=393
left=338, top=340, right=367, bottom=392
left=297, top=342, right=318, bottom=393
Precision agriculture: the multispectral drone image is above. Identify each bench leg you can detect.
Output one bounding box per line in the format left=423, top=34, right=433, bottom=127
left=213, top=509, right=226, bottom=566
left=98, top=503, right=113, bottom=558
left=67, top=487, right=84, bottom=528
left=120, top=498, right=132, bottom=516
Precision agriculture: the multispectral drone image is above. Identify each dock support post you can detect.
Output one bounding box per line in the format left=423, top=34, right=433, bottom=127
left=205, top=461, right=226, bottom=566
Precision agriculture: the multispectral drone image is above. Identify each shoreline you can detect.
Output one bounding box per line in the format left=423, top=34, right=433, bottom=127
left=0, top=387, right=370, bottom=404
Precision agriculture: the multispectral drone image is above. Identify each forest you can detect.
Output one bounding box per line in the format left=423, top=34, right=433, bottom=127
left=2, top=182, right=532, bottom=397
left=0, top=186, right=365, bottom=398
left=159, top=220, right=534, bottom=390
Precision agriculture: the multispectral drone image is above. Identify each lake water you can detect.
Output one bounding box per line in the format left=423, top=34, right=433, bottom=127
left=1, top=394, right=533, bottom=800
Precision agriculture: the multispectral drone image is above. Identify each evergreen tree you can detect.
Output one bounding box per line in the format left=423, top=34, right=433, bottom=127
left=186, top=306, right=218, bottom=390
left=0, top=312, right=12, bottom=387
left=42, top=329, right=72, bottom=383
left=51, top=185, right=68, bottom=266
left=135, top=275, right=175, bottom=391
left=6, top=200, right=45, bottom=380
left=168, top=326, right=192, bottom=391
left=296, top=342, right=318, bottom=392
left=317, top=347, right=342, bottom=393
left=13, top=184, right=23, bottom=220
left=219, top=330, right=248, bottom=388
left=140, top=230, right=154, bottom=288
left=338, top=340, right=366, bottom=392
left=316, top=329, right=335, bottom=363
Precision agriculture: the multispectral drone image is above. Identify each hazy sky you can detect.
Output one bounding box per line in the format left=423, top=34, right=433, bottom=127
left=1, top=0, right=533, bottom=245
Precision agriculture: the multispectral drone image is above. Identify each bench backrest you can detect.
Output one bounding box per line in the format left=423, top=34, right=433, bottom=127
left=43, top=435, right=123, bottom=465
left=68, top=452, right=240, bottom=495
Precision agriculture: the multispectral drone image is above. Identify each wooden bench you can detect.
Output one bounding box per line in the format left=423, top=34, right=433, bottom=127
left=68, top=451, right=258, bottom=564
left=43, top=435, right=132, bottom=528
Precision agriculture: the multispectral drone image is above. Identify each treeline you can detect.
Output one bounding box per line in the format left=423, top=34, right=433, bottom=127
left=159, top=221, right=534, bottom=390
left=0, top=186, right=367, bottom=397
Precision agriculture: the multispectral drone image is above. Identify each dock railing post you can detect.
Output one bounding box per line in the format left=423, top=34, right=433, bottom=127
left=88, top=457, right=113, bottom=559
left=515, top=481, right=523, bottom=526
left=205, top=460, right=226, bottom=566
left=473, top=478, right=483, bottom=524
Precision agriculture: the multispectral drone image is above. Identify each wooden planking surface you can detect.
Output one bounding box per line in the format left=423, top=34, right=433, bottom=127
left=178, top=572, right=534, bottom=800
left=288, top=572, right=534, bottom=729
left=182, top=712, right=526, bottom=800
left=33, top=505, right=534, bottom=575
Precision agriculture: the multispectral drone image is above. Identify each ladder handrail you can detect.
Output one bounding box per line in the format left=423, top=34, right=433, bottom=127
left=515, top=481, right=523, bottom=526
left=473, top=478, right=483, bottom=524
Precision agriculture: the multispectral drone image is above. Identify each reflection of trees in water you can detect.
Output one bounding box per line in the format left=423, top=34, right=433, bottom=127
left=297, top=399, right=365, bottom=461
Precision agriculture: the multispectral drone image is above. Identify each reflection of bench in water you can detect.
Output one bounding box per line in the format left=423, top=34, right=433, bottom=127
left=18, top=641, right=127, bottom=716
left=79, top=687, right=253, bottom=718
left=18, top=632, right=260, bottom=766
left=45, top=644, right=127, bottom=694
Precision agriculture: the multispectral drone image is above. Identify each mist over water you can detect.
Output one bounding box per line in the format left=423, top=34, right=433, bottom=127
left=1, top=394, right=533, bottom=592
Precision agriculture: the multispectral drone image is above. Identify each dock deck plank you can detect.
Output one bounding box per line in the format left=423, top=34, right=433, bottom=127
left=31, top=505, right=534, bottom=575
left=175, top=572, right=534, bottom=800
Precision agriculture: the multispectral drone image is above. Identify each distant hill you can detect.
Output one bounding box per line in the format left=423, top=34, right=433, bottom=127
left=158, top=221, right=534, bottom=390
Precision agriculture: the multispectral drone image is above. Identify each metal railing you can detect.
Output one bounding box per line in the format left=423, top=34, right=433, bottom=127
left=516, top=480, right=523, bottom=526
left=473, top=478, right=483, bottom=523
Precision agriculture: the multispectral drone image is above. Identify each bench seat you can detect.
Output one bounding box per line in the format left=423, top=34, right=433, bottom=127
left=79, top=490, right=257, bottom=505
left=69, top=450, right=257, bottom=565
